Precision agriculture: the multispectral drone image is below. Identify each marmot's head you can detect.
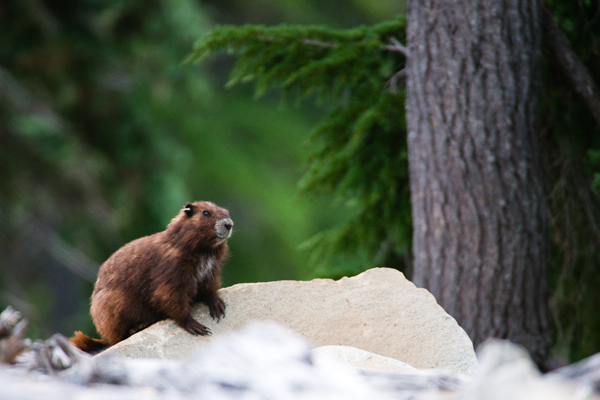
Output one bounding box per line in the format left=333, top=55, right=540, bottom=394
left=167, top=201, right=233, bottom=249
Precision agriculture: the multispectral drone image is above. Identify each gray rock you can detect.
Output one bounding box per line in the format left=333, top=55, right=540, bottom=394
left=100, top=268, right=477, bottom=374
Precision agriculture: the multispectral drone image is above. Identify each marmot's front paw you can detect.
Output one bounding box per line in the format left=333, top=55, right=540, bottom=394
left=183, top=317, right=211, bottom=336
left=208, top=296, right=226, bottom=321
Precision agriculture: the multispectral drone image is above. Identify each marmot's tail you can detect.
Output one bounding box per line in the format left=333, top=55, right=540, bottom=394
left=70, top=331, right=108, bottom=353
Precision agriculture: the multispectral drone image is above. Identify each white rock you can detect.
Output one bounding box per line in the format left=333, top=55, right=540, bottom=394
left=100, top=268, right=477, bottom=374
left=311, top=345, right=418, bottom=373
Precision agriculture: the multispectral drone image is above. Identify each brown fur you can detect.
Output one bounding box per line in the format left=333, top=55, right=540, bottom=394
left=70, top=201, right=233, bottom=353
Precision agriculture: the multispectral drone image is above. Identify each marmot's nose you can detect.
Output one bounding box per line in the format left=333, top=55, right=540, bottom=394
left=223, top=219, right=233, bottom=231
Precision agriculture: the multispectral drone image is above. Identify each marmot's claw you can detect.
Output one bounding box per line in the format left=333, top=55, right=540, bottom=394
left=208, top=297, right=226, bottom=321
left=184, top=318, right=210, bottom=336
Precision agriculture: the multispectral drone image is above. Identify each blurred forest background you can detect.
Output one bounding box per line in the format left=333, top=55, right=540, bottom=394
left=0, top=0, right=406, bottom=340
left=2, top=0, right=600, bottom=365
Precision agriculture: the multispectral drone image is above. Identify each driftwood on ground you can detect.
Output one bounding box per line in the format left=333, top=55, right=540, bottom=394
left=0, top=306, right=29, bottom=364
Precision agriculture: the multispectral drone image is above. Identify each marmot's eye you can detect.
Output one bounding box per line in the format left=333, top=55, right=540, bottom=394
left=202, top=210, right=211, bottom=217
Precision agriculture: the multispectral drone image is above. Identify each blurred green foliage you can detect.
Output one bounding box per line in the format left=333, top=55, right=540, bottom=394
left=542, top=0, right=600, bottom=363
left=189, top=18, right=411, bottom=278
left=0, top=0, right=403, bottom=339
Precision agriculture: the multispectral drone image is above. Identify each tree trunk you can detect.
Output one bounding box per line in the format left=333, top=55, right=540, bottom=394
left=406, top=0, right=552, bottom=363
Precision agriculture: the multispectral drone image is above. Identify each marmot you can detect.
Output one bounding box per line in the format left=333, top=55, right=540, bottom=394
left=71, top=201, right=233, bottom=353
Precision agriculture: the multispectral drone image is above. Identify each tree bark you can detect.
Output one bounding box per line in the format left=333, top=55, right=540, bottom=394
left=406, top=0, right=552, bottom=363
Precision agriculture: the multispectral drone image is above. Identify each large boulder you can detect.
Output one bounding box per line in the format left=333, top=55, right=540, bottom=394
left=99, top=268, right=477, bottom=374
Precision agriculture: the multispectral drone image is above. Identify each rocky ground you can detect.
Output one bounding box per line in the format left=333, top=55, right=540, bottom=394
left=1, top=268, right=599, bottom=399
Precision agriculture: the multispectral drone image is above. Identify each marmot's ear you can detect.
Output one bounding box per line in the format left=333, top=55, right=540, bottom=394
left=183, top=203, right=194, bottom=217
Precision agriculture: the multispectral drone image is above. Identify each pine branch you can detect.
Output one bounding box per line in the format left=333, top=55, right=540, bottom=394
left=385, top=37, right=410, bottom=57
left=301, top=39, right=338, bottom=49
left=543, top=5, right=600, bottom=128
left=386, top=68, right=406, bottom=94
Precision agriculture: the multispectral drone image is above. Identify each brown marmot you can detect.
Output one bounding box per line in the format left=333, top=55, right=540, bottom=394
left=71, top=201, right=233, bottom=353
